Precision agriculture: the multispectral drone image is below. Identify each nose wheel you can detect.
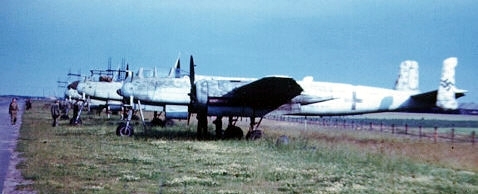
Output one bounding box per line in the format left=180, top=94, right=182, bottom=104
left=116, top=107, right=135, bottom=137
left=116, top=123, right=134, bottom=136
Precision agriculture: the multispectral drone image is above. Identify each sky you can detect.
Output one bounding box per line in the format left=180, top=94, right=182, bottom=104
left=1, top=0, right=477, bottom=103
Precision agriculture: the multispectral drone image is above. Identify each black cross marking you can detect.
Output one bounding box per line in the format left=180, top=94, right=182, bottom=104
left=352, top=91, right=363, bottom=111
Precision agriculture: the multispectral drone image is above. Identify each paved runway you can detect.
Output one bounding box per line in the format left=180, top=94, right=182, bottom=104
left=0, top=97, right=24, bottom=193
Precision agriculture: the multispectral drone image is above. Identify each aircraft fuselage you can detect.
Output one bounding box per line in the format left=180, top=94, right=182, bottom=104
left=77, top=81, right=124, bottom=101
left=119, top=77, right=191, bottom=106
left=280, top=81, right=424, bottom=116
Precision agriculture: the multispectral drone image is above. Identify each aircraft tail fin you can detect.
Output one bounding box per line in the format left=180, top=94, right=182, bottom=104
left=153, top=67, right=158, bottom=78
left=436, top=57, right=459, bottom=110
left=168, top=57, right=181, bottom=78
left=394, top=60, right=419, bottom=92
left=137, top=67, right=144, bottom=79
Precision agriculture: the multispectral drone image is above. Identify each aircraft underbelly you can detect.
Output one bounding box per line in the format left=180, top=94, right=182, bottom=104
left=93, top=89, right=122, bottom=100
left=135, top=87, right=190, bottom=105
left=207, top=106, right=269, bottom=117
left=151, top=90, right=189, bottom=104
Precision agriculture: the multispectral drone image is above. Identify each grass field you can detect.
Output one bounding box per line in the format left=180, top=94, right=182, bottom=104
left=15, top=101, right=478, bottom=193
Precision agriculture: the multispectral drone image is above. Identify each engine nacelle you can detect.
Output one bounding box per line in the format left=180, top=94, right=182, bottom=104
left=195, top=79, right=266, bottom=117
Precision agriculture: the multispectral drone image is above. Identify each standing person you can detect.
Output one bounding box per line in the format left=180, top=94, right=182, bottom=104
left=8, top=98, right=19, bottom=125
left=50, top=99, right=60, bottom=127
left=70, top=99, right=83, bottom=125
left=25, top=98, right=32, bottom=110
left=60, top=99, right=70, bottom=120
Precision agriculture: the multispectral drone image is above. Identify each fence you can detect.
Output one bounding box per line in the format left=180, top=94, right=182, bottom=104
left=266, top=115, right=478, bottom=145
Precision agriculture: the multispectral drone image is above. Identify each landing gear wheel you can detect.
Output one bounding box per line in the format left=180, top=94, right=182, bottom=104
left=116, top=123, right=134, bottom=136
left=246, top=130, right=262, bottom=140
left=150, top=118, right=165, bottom=127
left=69, top=118, right=82, bottom=126
left=165, top=119, right=175, bottom=127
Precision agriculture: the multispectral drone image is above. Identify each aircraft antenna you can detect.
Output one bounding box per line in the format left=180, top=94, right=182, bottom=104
left=67, top=68, right=82, bottom=78
left=108, top=57, right=113, bottom=77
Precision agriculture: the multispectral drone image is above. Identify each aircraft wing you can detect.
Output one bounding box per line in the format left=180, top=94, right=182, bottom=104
left=208, top=76, right=303, bottom=110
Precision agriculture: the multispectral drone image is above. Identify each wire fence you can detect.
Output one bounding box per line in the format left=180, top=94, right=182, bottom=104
left=266, top=115, right=477, bottom=145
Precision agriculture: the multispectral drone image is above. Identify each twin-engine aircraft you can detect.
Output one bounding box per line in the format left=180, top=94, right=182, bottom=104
left=275, top=57, right=465, bottom=116
left=76, top=65, right=129, bottom=117
left=116, top=56, right=302, bottom=138
left=60, top=59, right=129, bottom=125
left=116, top=56, right=465, bottom=139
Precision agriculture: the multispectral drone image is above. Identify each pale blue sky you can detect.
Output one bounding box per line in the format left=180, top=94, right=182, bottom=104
left=1, top=0, right=477, bottom=103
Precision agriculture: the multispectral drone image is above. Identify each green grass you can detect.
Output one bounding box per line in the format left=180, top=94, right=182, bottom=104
left=15, top=101, right=478, bottom=193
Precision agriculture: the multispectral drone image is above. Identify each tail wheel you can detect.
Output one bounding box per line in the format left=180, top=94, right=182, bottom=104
left=116, top=123, right=134, bottom=137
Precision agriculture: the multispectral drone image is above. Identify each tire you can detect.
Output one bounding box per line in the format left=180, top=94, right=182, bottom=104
left=165, top=119, right=175, bottom=127
left=116, top=123, right=134, bottom=137
left=224, top=125, right=243, bottom=140
left=150, top=118, right=164, bottom=127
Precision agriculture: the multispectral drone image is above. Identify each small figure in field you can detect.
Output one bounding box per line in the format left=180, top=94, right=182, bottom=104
left=70, top=99, right=83, bottom=125
left=25, top=98, right=32, bottom=110
left=59, top=99, right=70, bottom=120
left=9, top=98, right=19, bottom=125
left=50, top=99, right=60, bottom=127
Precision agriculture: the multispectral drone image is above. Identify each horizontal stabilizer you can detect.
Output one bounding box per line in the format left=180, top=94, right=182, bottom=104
left=291, top=94, right=335, bottom=105
left=412, top=57, right=466, bottom=110
left=411, top=89, right=465, bottom=102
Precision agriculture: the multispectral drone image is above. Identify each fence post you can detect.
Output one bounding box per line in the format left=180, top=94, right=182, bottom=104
left=471, top=131, right=476, bottom=145
left=369, top=122, right=373, bottom=130
left=380, top=122, right=383, bottom=132
left=434, top=126, right=438, bottom=143
left=405, top=124, right=408, bottom=135
left=419, top=125, right=422, bottom=139
left=451, top=128, right=455, bottom=144
left=392, top=124, right=395, bottom=134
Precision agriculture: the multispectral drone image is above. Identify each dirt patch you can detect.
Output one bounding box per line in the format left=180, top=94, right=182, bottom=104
left=3, top=152, right=35, bottom=194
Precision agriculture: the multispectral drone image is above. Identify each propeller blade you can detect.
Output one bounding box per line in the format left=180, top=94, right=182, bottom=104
left=188, top=55, right=197, bottom=121
left=189, top=55, right=195, bottom=86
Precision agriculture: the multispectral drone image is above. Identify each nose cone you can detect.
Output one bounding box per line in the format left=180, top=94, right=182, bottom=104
left=66, top=88, right=81, bottom=99
left=76, top=82, right=85, bottom=92
left=76, top=82, right=92, bottom=94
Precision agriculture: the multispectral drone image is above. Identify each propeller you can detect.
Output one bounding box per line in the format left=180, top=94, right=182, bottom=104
left=187, top=55, right=197, bottom=125
left=125, top=63, right=130, bottom=80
